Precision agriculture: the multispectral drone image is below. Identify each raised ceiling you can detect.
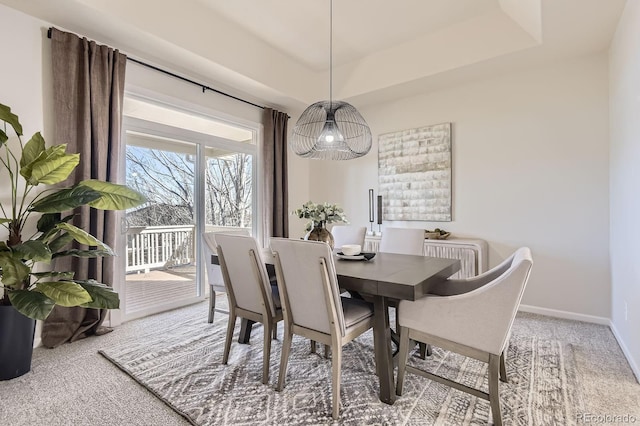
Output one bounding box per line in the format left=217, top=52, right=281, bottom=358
left=0, top=0, right=627, bottom=111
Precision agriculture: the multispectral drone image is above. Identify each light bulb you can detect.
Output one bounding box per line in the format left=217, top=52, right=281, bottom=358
left=317, top=114, right=344, bottom=145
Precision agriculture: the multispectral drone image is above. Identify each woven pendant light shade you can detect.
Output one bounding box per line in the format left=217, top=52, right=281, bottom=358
left=291, top=101, right=372, bottom=160
left=290, top=0, right=372, bottom=160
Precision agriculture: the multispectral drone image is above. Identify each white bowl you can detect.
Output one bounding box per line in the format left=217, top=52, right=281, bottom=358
left=341, top=244, right=361, bottom=256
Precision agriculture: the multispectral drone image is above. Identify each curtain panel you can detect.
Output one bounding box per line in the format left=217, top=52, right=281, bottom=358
left=262, top=108, right=289, bottom=243
left=42, top=28, right=127, bottom=348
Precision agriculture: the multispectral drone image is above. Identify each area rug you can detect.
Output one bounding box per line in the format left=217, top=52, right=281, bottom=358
left=99, top=303, right=583, bottom=425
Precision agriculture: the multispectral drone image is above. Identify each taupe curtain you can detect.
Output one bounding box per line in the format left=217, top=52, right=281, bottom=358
left=262, top=108, right=289, bottom=242
left=42, top=28, right=127, bottom=348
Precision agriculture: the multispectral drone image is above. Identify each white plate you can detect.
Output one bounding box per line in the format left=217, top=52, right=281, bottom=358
left=336, top=252, right=376, bottom=261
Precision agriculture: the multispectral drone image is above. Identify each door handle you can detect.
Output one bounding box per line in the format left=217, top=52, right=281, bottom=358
left=121, top=216, right=130, bottom=235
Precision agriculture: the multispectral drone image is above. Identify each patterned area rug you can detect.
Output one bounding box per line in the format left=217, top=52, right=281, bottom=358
left=99, top=303, right=582, bottom=425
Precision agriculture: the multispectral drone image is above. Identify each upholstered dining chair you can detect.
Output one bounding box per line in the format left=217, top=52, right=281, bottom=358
left=269, top=238, right=374, bottom=420
left=378, top=227, right=424, bottom=256
left=331, top=225, right=367, bottom=252
left=202, top=229, right=250, bottom=323
left=377, top=227, right=426, bottom=353
left=395, top=247, right=533, bottom=426
left=216, top=233, right=283, bottom=385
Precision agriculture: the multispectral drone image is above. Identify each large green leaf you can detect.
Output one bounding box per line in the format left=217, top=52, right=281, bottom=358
left=0, top=128, right=7, bottom=144
left=75, top=279, right=120, bottom=309
left=31, top=271, right=75, bottom=280
left=36, top=213, right=61, bottom=233
left=0, top=103, right=23, bottom=136
left=52, top=248, right=114, bottom=259
left=0, top=218, right=10, bottom=224
left=20, top=132, right=46, bottom=173
left=7, top=290, right=55, bottom=321
left=35, top=281, right=93, bottom=307
left=0, top=252, right=30, bottom=289
left=31, top=186, right=101, bottom=213
left=80, top=180, right=146, bottom=210
left=21, top=144, right=67, bottom=182
left=47, top=232, right=74, bottom=253
left=11, top=240, right=52, bottom=263
left=55, top=223, right=114, bottom=255
left=0, top=241, right=9, bottom=251
left=30, top=152, right=80, bottom=185
left=37, top=214, right=75, bottom=240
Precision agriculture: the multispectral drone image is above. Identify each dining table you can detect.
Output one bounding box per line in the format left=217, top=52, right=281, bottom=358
left=212, top=249, right=460, bottom=405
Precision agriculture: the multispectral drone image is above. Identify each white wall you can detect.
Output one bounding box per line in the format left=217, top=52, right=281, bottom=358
left=609, top=0, right=640, bottom=379
left=0, top=4, right=53, bottom=346
left=299, top=54, right=611, bottom=319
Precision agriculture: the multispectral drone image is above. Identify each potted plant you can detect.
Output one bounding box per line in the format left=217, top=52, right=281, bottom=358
left=0, top=103, right=145, bottom=380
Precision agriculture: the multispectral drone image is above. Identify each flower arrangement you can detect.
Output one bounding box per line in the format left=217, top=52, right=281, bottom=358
left=293, top=201, right=348, bottom=231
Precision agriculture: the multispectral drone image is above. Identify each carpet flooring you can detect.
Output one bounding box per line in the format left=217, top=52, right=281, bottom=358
left=2, top=300, right=638, bottom=426
left=99, top=300, right=581, bottom=425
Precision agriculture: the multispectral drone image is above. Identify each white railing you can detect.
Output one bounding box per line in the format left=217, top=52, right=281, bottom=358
left=127, top=225, right=195, bottom=272
left=126, top=225, right=250, bottom=272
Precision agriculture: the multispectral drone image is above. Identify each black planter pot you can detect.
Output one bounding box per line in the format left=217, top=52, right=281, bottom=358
left=0, top=305, right=36, bottom=380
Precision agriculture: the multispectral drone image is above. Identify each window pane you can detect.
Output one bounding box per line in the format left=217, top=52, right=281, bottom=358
left=205, top=149, right=253, bottom=232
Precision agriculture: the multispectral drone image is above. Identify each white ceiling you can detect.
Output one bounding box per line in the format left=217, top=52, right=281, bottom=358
left=0, top=0, right=627, bottom=111
left=195, top=0, right=501, bottom=70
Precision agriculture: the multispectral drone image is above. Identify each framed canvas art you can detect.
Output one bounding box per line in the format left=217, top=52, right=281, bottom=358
left=378, top=122, right=452, bottom=221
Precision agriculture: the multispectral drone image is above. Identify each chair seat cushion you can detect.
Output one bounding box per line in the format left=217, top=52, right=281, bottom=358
left=341, top=297, right=373, bottom=328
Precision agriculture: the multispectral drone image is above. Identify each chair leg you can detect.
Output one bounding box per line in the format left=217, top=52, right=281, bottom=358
left=499, top=351, right=508, bottom=383
left=208, top=290, right=215, bottom=323
left=272, top=323, right=278, bottom=340
left=277, top=328, right=293, bottom=391
left=331, top=344, right=342, bottom=420
left=488, top=354, right=503, bottom=426
left=222, top=313, right=237, bottom=364
left=396, top=326, right=410, bottom=396
left=418, top=342, right=432, bottom=359
left=310, top=340, right=316, bottom=354
left=262, top=322, right=272, bottom=385
left=324, top=344, right=330, bottom=359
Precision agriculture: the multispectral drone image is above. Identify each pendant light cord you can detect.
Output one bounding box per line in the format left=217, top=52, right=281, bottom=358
left=329, top=0, right=333, bottom=109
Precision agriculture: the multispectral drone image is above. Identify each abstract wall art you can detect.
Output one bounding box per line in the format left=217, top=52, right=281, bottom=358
left=378, top=122, right=452, bottom=221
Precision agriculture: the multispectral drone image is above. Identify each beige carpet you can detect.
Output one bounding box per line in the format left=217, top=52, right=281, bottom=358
left=99, top=301, right=582, bottom=425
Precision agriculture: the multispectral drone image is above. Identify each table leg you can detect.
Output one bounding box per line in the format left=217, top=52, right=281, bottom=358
left=239, top=318, right=255, bottom=344
left=372, top=295, right=396, bottom=405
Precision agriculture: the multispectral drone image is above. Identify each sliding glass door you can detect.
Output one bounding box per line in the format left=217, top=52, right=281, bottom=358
left=118, top=96, right=257, bottom=321
left=124, top=135, right=199, bottom=319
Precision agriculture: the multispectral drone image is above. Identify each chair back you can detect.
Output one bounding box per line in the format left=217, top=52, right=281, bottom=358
left=491, top=247, right=533, bottom=350
left=270, top=238, right=345, bottom=336
left=216, top=233, right=277, bottom=317
left=463, top=247, right=533, bottom=354
left=379, top=227, right=424, bottom=255
left=398, top=247, right=533, bottom=355
left=331, top=225, right=367, bottom=251
left=202, top=230, right=250, bottom=291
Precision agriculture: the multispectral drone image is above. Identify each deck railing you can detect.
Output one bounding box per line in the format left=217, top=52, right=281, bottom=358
left=127, top=225, right=195, bottom=272
left=126, top=225, right=250, bottom=272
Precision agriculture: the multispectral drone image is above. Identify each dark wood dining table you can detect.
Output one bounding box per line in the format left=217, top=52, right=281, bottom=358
left=212, top=250, right=460, bottom=405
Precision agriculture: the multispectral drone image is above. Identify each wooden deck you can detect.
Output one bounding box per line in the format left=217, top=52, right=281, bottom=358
left=125, top=264, right=202, bottom=313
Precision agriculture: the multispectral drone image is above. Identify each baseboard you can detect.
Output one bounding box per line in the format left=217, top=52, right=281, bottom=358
left=518, top=304, right=610, bottom=325
left=609, top=321, right=640, bottom=383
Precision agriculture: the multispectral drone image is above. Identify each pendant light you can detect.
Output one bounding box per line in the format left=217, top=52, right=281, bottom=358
left=290, top=0, right=372, bottom=160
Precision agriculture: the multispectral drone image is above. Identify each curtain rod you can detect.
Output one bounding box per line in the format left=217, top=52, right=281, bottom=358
left=47, top=27, right=277, bottom=113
